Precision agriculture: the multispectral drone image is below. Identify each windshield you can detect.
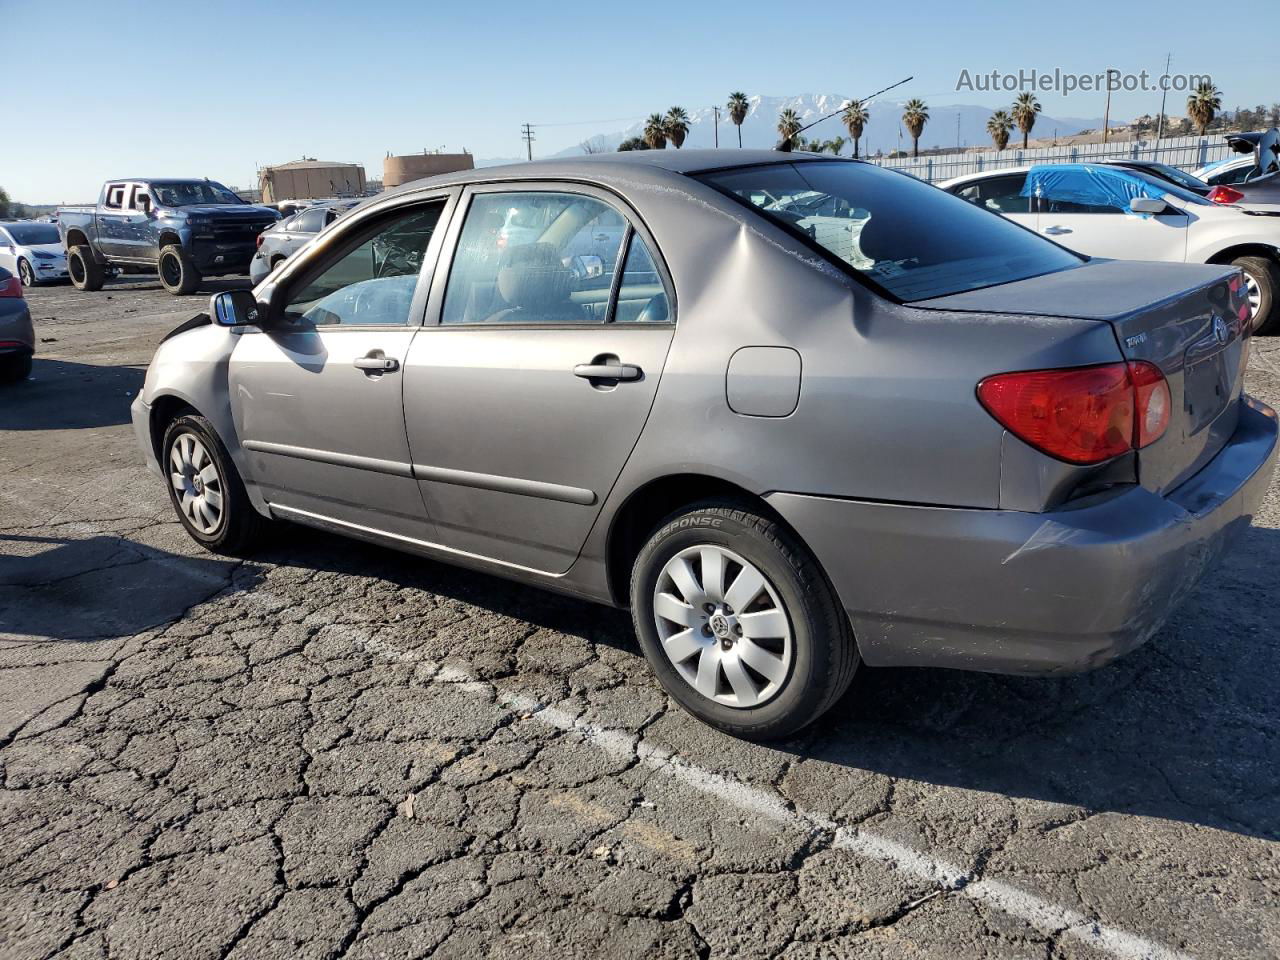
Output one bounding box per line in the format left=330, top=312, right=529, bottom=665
left=698, top=161, right=1083, bottom=302
left=3, top=223, right=60, bottom=245
left=1138, top=163, right=1209, bottom=192
left=152, top=181, right=243, bottom=207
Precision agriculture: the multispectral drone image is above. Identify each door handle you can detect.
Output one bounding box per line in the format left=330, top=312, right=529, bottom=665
left=574, top=362, right=642, bottom=381
left=354, top=355, right=399, bottom=372
left=1043, top=225, right=1072, bottom=235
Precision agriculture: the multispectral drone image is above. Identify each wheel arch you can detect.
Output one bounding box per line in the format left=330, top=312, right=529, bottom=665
left=1205, top=243, right=1280, bottom=266
left=157, top=231, right=183, bottom=250
left=64, top=229, right=91, bottom=250
left=604, top=473, right=796, bottom=607
left=148, top=394, right=200, bottom=463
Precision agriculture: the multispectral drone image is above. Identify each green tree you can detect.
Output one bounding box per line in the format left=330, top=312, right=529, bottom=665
left=777, top=108, right=802, bottom=149
left=1011, top=92, right=1041, bottom=149
left=727, top=92, right=750, bottom=147
left=665, top=107, right=690, bottom=148
left=827, top=135, right=847, bottom=156
left=1187, top=82, right=1222, bottom=136
left=617, top=137, right=648, bottom=152
left=0, top=186, right=10, bottom=220
left=902, top=99, right=929, bottom=158
left=986, top=110, right=1014, bottom=151
left=643, top=114, right=668, bottom=149
left=841, top=100, right=870, bottom=158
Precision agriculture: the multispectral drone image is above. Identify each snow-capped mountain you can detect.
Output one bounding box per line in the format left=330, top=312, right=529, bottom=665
left=543, top=94, right=1111, bottom=158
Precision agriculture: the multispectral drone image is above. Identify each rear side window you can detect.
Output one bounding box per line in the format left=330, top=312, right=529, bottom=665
left=442, top=192, right=630, bottom=325
left=698, top=161, right=1082, bottom=302
left=292, top=207, right=327, bottom=233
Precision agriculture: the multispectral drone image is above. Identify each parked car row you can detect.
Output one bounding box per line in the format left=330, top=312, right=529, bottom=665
left=250, top=200, right=359, bottom=284
left=132, top=150, right=1275, bottom=736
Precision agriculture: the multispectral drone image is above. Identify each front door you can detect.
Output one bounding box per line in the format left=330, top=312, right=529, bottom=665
left=228, top=197, right=452, bottom=539
left=95, top=182, right=132, bottom=259
left=402, top=187, right=675, bottom=574
left=1035, top=195, right=1189, bottom=263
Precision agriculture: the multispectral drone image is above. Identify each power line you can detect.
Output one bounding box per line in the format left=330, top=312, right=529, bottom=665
left=520, top=123, right=535, bottom=161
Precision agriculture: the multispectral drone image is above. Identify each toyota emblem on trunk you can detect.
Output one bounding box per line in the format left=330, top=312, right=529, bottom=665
left=1213, top=315, right=1228, bottom=345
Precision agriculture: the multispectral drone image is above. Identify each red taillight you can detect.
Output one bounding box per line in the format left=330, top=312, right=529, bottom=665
left=256, top=233, right=265, bottom=249
left=0, top=276, right=22, bottom=298
left=1207, top=185, right=1245, bottom=204
left=977, top=361, right=1170, bottom=465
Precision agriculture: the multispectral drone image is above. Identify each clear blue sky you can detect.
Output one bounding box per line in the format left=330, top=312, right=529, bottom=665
left=7, top=0, right=1277, bottom=203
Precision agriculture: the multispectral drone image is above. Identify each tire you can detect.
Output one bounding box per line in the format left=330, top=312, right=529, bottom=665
left=161, top=414, right=265, bottom=554
left=67, top=245, right=105, bottom=291
left=158, top=244, right=202, bottom=296
left=0, top=352, right=32, bottom=384
left=17, top=258, right=36, bottom=287
left=1234, top=256, right=1280, bottom=336
left=629, top=499, right=858, bottom=739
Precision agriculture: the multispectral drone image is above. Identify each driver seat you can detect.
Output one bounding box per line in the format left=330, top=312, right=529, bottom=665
left=483, top=243, right=584, bottom=325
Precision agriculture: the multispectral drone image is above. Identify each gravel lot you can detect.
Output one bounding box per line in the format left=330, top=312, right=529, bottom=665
left=2, top=278, right=1279, bottom=960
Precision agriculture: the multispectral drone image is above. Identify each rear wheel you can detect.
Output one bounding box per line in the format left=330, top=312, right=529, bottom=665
left=162, top=414, right=265, bottom=554
left=630, top=500, right=858, bottom=739
left=1234, top=256, right=1279, bottom=335
left=0, top=352, right=32, bottom=383
left=67, top=245, right=105, bottom=291
left=158, top=244, right=201, bottom=296
left=17, top=258, right=35, bottom=287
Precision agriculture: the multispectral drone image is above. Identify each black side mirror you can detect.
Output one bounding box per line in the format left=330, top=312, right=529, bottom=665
left=212, top=289, right=262, bottom=327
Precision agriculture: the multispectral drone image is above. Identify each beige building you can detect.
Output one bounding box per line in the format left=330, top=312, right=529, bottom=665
left=259, top=159, right=367, bottom=203
left=383, top=152, right=474, bottom=189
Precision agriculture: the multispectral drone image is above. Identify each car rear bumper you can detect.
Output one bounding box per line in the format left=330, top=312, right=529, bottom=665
left=131, top=395, right=162, bottom=478
left=767, top=396, right=1279, bottom=675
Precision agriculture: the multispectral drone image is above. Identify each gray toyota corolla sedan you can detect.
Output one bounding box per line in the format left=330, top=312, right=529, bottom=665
left=131, top=150, right=1278, bottom=738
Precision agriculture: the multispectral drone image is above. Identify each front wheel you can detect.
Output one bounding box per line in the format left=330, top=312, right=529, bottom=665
left=158, top=245, right=202, bottom=296
left=162, top=414, right=265, bottom=554
left=630, top=501, right=858, bottom=739
left=67, top=245, right=105, bottom=291
left=17, top=258, right=35, bottom=287
left=1234, top=256, right=1280, bottom=336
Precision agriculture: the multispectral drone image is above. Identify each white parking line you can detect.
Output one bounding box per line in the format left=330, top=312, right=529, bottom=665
left=310, top=614, right=1192, bottom=960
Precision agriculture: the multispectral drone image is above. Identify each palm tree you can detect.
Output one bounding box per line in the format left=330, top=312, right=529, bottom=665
left=902, top=99, right=929, bottom=158
left=777, top=108, right=802, bottom=149
left=986, top=110, right=1014, bottom=151
left=827, top=135, right=847, bottom=156
left=841, top=100, right=870, bottom=158
left=1187, top=82, right=1223, bottom=136
left=643, top=113, right=668, bottom=149
left=727, top=92, right=750, bottom=147
left=664, top=107, right=690, bottom=149
left=1011, top=93, right=1041, bottom=149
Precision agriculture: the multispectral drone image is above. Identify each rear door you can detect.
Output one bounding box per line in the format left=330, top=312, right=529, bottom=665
left=401, top=184, right=675, bottom=574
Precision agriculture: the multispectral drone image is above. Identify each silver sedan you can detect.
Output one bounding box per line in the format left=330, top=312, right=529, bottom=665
left=131, top=151, right=1277, bottom=737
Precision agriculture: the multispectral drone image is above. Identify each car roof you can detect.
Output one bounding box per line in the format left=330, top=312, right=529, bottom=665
left=938, top=165, right=1032, bottom=188
left=381, top=149, right=844, bottom=197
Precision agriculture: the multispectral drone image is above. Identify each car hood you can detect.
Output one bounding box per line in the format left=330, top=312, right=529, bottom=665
left=23, top=242, right=66, bottom=257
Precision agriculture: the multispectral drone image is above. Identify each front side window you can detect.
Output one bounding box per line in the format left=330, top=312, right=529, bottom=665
left=283, top=202, right=443, bottom=326
left=442, top=192, right=631, bottom=325
left=700, top=161, right=1082, bottom=302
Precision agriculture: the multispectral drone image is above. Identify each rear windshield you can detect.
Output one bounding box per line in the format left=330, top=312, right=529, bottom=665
left=697, top=161, right=1083, bottom=302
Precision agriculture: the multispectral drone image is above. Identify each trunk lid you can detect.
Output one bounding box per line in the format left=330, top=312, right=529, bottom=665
left=920, top=259, right=1249, bottom=494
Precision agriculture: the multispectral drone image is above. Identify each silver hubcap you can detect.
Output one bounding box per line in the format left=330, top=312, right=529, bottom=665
left=1244, top=272, right=1262, bottom=322
left=169, top=433, right=223, bottom=535
left=653, top=545, right=793, bottom=708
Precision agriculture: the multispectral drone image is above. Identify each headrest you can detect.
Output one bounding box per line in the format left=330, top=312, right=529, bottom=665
left=497, top=243, right=572, bottom=311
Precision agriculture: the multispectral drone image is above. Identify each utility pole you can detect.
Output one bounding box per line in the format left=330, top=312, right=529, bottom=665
left=714, top=106, right=720, bottom=148
left=1155, top=52, right=1172, bottom=145
left=1102, top=68, right=1117, bottom=145
left=956, top=112, right=961, bottom=149
left=521, top=123, right=535, bottom=161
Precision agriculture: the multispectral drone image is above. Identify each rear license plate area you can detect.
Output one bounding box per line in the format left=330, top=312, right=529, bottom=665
left=1183, top=349, right=1229, bottom=435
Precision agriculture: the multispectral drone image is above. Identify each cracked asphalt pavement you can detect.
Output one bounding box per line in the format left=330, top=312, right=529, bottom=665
left=2, top=278, right=1279, bottom=960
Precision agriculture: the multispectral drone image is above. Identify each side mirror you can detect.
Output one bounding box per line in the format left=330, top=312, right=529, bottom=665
left=568, top=254, right=604, bottom=280
left=212, top=289, right=262, bottom=327
left=1130, top=197, right=1166, bottom=215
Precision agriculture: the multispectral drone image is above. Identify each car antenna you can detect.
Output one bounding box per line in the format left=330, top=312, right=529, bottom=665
left=776, top=76, right=913, bottom=152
